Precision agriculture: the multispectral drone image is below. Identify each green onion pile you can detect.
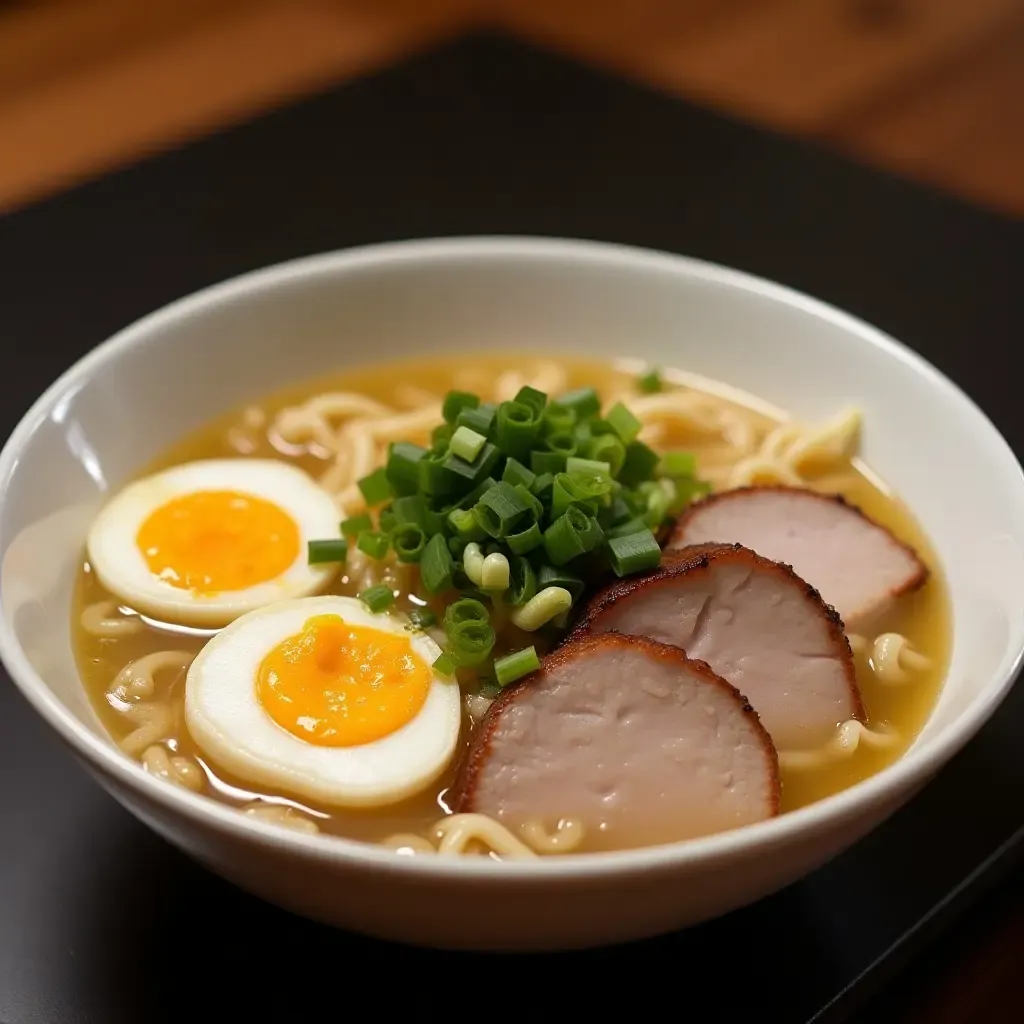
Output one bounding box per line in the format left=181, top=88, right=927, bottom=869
left=307, top=378, right=709, bottom=688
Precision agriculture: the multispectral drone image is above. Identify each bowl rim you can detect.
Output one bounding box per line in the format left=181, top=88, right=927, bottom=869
left=3, top=234, right=1023, bottom=881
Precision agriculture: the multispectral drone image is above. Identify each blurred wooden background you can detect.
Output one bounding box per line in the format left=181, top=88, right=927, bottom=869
left=0, top=0, right=1022, bottom=215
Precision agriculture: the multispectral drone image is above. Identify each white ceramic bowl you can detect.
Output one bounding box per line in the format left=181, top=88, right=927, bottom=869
left=2, top=237, right=1023, bottom=951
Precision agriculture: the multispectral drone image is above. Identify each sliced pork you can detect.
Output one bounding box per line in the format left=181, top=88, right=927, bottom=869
left=668, top=485, right=928, bottom=628
left=453, top=633, right=779, bottom=849
left=575, top=543, right=862, bottom=750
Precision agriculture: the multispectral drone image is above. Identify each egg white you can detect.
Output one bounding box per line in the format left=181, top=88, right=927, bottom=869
left=184, top=595, right=462, bottom=808
left=87, top=459, right=341, bottom=627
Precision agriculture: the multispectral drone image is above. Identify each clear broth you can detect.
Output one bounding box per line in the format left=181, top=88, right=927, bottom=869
left=72, top=355, right=952, bottom=851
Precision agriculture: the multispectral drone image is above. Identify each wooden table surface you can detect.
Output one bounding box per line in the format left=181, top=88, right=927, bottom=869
left=2, top=1, right=1022, bottom=1019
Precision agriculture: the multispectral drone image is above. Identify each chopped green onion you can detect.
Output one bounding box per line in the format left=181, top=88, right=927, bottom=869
left=457, top=402, right=496, bottom=438
left=385, top=442, right=427, bottom=497
left=551, top=471, right=610, bottom=519
left=542, top=402, right=577, bottom=435
left=637, top=367, right=663, bottom=393
left=606, top=529, right=662, bottom=576
left=530, top=449, right=566, bottom=475
left=307, top=538, right=348, bottom=565
left=449, top=425, right=488, bottom=463
left=508, top=556, right=538, bottom=606
left=448, top=535, right=468, bottom=559
left=359, top=583, right=395, bottom=613
left=496, top=400, right=543, bottom=459
left=378, top=507, right=397, bottom=533
left=604, top=492, right=635, bottom=526
left=444, top=598, right=490, bottom=629
left=473, top=482, right=530, bottom=540
left=420, top=534, right=455, bottom=594
left=446, top=619, right=495, bottom=668
left=392, top=523, right=427, bottom=563
left=536, top=564, right=586, bottom=604
left=409, top=607, right=437, bottom=629
left=481, top=552, right=511, bottom=591
left=494, top=646, right=541, bottom=687
left=357, top=467, right=392, bottom=506
left=418, top=444, right=458, bottom=496
left=607, top=515, right=649, bottom=539
left=531, top=472, right=555, bottom=502
left=510, top=586, right=573, bottom=631
left=390, top=495, right=425, bottom=527
left=433, top=651, right=459, bottom=676
left=530, top=431, right=577, bottom=474
left=340, top=514, right=371, bottom=538
left=454, top=474, right=498, bottom=511
left=506, top=521, right=542, bottom=555
left=659, top=450, right=698, bottom=478
left=357, top=530, right=390, bottom=560
left=618, top=439, right=661, bottom=488
left=512, top=483, right=543, bottom=518
left=502, top=457, right=536, bottom=489
left=583, top=433, right=627, bottom=477
left=671, top=476, right=712, bottom=510
left=640, top=480, right=670, bottom=528
left=443, top=390, right=480, bottom=424
left=514, top=385, right=547, bottom=414
left=543, top=506, right=604, bottom=565
left=565, top=456, right=611, bottom=478
left=462, top=541, right=486, bottom=585
left=443, top=440, right=501, bottom=487
left=605, top=401, right=642, bottom=444
left=431, top=423, right=453, bottom=446
left=556, top=386, right=601, bottom=419
left=448, top=506, right=487, bottom=541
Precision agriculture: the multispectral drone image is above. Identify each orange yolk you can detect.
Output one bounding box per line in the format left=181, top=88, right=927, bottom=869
left=256, top=614, right=432, bottom=747
left=136, top=489, right=299, bottom=593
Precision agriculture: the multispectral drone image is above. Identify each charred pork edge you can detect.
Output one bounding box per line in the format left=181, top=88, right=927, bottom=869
left=571, top=541, right=865, bottom=722
left=669, top=485, right=930, bottom=602
left=450, top=631, right=782, bottom=817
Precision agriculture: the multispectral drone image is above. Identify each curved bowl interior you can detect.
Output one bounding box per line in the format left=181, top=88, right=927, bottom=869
left=2, top=237, right=1023, bottom=949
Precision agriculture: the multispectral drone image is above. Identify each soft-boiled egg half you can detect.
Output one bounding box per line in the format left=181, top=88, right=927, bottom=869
left=184, top=595, right=461, bottom=807
left=87, top=459, right=341, bottom=627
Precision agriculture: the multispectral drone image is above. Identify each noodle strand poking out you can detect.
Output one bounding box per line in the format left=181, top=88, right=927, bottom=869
left=119, top=702, right=176, bottom=757
left=106, top=651, right=194, bottom=755
left=141, top=744, right=205, bottom=792
left=380, top=815, right=586, bottom=859
left=518, top=817, right=585, bottom=853
left=436, top=814, right=538, bottom=858
left=110, top=650, right=194, bottom=701
left=871, top=632, right=931, bottom=684
left=724, top=407, right=863, bottom=489
left=81, top=599, right=144, bottom=638
left=779, top=720, right=899, bottom=771
left=241, top=801, right=321, bottom=835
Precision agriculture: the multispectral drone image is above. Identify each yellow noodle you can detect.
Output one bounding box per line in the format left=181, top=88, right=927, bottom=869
left=727, top=455, right=803, bottom=488
left=871, top=632, right=931, bottom=684
left=518, top=818, right=585, bottom=853
left=110, top=650, right=194, bottom=701
left=141, top=744, right=205, bottom=792
left=120, top=702, right=176, bottom=756
left=779, top=720, right=899, bottom=770
left=435, top=814, right=538, bottom=858
left=381, top=833, right=437, bottom=855
left=81, top=599, right=144, bottom=638
left=241, top=802, right=321, bottom=834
